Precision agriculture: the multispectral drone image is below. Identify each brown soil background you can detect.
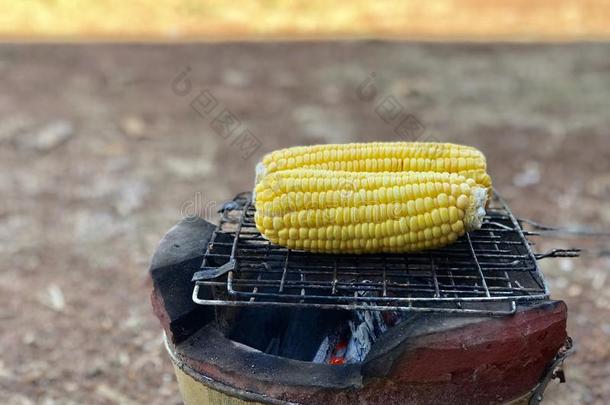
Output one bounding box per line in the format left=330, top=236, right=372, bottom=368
left=0, top=43, right=609, bottom=404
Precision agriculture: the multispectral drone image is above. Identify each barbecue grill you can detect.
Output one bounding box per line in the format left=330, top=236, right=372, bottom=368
left=149, top=191, right=578, bottom=405
left=192, top=191, right=570, bottom=315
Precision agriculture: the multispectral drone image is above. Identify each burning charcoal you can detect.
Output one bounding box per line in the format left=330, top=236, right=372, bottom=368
left=312, top=323, right=349, bottom=364
left=329, top=340, right=348, bottom=365
left=345, top=309, right=402, bottom=363
left=312, top=336, right=332, bottom=363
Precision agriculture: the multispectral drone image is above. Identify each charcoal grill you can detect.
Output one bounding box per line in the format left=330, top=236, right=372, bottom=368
left=192, top=191, right=574, bottom=315
left=149, top=191, right=578, bottom=405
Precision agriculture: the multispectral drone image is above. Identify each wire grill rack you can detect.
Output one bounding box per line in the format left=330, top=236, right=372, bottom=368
left=192, top=192, right=566, bottom=315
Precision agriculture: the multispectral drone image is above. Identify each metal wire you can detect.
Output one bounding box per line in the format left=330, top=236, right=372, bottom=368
left=192, top=192, right=551, bottom=315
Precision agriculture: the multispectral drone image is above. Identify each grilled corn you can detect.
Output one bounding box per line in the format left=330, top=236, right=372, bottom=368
left=255, top=142, right=492, bottom=194
left=254, top=169, right=487, bottom=254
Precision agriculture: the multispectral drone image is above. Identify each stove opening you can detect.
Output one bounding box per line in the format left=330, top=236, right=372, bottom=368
left=225, top=306, right=405, bottom=363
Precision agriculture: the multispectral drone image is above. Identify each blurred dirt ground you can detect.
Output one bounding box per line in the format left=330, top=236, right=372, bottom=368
left=0, top=43, right=609, bottom=404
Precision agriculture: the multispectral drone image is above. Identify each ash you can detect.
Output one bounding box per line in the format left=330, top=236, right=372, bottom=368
left=313, top=309, right=403, bottom=364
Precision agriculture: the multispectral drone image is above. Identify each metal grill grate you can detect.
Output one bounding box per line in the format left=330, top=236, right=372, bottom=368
left=192, top=192, right=559, bottom=315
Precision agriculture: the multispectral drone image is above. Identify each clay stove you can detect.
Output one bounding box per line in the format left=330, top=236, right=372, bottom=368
left=149, top=192, right=576, bottom=404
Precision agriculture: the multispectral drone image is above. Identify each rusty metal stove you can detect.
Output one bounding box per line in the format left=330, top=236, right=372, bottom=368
left=149, top=192, right=577, bottom=405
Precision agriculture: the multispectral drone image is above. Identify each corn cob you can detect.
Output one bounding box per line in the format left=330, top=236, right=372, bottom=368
left=254, top=169, right=487, bottom=254
left=255, top=142, right=492, bottom=194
